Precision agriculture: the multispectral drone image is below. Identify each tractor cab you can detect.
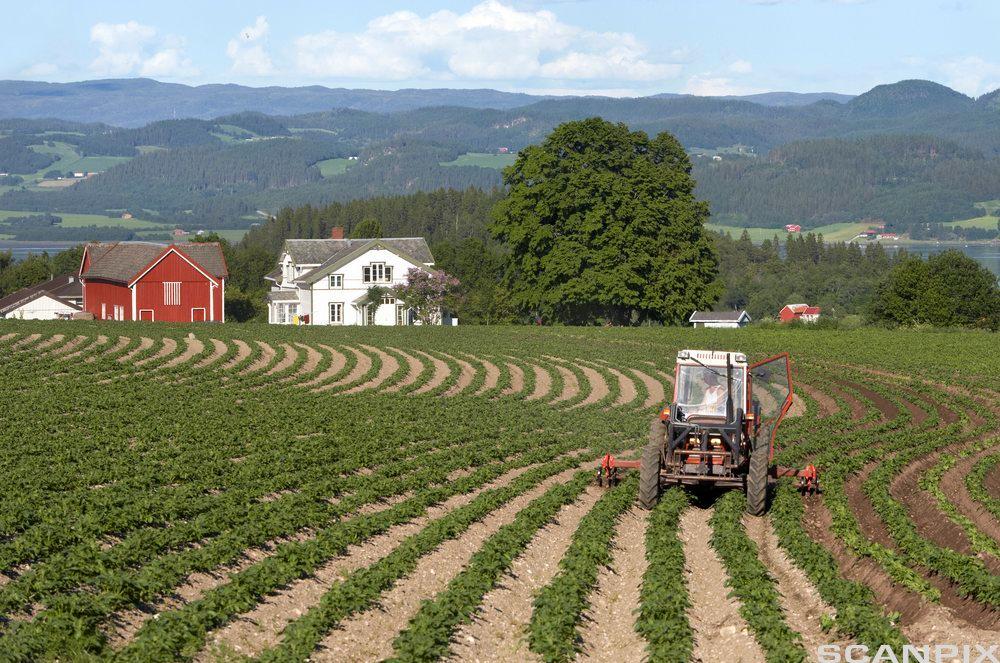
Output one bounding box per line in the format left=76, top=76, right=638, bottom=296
left=673, top=350, right=748, bottom=423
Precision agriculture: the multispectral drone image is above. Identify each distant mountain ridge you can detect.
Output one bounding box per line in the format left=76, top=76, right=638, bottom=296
left=2, top=77, right=862, bottom=127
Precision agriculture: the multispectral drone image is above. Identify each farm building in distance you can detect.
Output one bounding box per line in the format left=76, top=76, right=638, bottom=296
left=0, top=274, right=82, bottom=320
left=79, top=242, right=228, bottom=322
left=265, top=227, right=452, bottom=326
left=779, top=303, right=822, bottom=323
left=688, top=310, right=751, bottom=328
left=784, top=224, right=802, bottom=233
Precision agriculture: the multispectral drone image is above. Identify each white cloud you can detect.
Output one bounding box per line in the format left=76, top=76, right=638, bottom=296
left=939, top=56, right=1000, bottom=96
left=89, top=21, right=196, bottom=78
left=227, top=16, right=274, bottom=76
left=729, top=59, right=753, bottom=74
left=293, top=0, right=679, bottom=83
left=683, top=74, right=761, bottom=96
left=20, top=62, right=58, bottom=77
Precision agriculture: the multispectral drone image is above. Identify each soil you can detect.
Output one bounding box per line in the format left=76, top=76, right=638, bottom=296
left=525, top=363, right=552, bottom=401
left=301, top=345, right=347, bottom=387
left=64, top=335, right=109, bottom=361
left=344, top=345, right=399, bottom=393
left=601, top=364, right=638, bottom=407
left=629, top=368, right=665, bottom=410
left=570, top=363, right=610, bottom=409
left=239, top=341, right=275, bottom=374
left=410, top=350, right=450, bottom=395
left=743, top=515, right=844, bottom=654
left=548, top=362, right=580, bottom=404
left=501, top=362, right=526, bottom=397
left=837, top=379, right=899, bottom=423
left=472, top=355, right=501, bottom=396
left=50, top=335, right=88, bottom=357
left=264, top=343, right=298, bottom=375
left=32, top=334, right=65, bottom=353
left=195, top=339, right=228, bottom=368
left=442, top=352, right=477, bottom=396
left=286, top=342, right=322, bottom=380
left=795, top=382, right=838, bottom=418
left=985, top=463, right=1000, bottom=498
left=315, top=346, right=371, bottom=392
left=577, top=507, right=649, bottom=662
left=135, top=337, right=177, bottom=367
left=449, top=486, right=604, bottom=663
left=163, top=337, right=205, bottom=368
left=221, top=339, right=251, bottom=370
left=939, top=447, right=1000, bottom=556
left=383, top=347, right=423, bottom=393
left=680, top=506, right=764, bottom=663
left=88, top=335, right=130, bottom=362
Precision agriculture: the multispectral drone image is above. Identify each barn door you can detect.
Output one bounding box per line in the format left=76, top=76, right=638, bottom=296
left=191, top=308, right=206, bottom=322
left=138, top=309, right=154, bottom=321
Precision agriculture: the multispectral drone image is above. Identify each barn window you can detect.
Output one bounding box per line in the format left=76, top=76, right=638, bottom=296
left=163, top=282, right=181, bottom=306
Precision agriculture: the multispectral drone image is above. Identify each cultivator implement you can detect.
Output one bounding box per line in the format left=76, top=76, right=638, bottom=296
left=597, top=455, right=821, bottom=494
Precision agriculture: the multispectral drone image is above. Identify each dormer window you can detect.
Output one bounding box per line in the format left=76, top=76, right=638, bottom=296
left=362, top=263, right=392, bottom=283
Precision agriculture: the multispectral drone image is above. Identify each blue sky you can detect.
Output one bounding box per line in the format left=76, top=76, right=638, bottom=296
left=3, top=0, right=999, bottom=97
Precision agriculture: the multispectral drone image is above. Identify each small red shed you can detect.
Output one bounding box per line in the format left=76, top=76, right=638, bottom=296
left=79, top=242, right=228, bottom=322
left=779, top=303, right=821, bottom=323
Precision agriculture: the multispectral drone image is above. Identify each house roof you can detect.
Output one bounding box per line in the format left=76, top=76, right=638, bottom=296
left=689, top=310, right=750, bottom=322
left=783, top=304, right=821, bottom=315
left=263, top=267, right=282, bottom=283
left=81, top=242, right=228, bottom=284
left=0, top=274, right=83, bottom=315
left=267, top=290, right=299, bottom=302
left=289, top=237, right=435, bottom=285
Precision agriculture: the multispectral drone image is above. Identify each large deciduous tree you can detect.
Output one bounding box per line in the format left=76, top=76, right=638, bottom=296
left=491, top=118, right=721, bottom=325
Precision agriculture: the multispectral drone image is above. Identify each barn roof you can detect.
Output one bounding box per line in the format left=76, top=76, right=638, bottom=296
left=0, top=274, right=82, bottom=315
left=82, top=242, right=228, bottom=284
left=688, top=310, right=750, bottom=322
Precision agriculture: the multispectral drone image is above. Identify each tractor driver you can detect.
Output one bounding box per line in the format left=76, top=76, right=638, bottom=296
left=696, top=372, right=727, bottom=416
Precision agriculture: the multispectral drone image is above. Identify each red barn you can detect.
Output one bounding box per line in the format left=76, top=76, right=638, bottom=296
left=779, top=303, right=821, bottom=323
left=79, top=242, right=228, bottom=322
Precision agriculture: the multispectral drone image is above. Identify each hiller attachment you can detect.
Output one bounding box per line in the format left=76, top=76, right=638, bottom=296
left=596, top=454, right=640, bottom=487
left=774, top=464, right=821, bottom=495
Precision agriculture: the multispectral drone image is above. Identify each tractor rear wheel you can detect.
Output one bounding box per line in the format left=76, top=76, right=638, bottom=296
left=746, top=434, right=770, bottom=516
left=639, top=418, right=665, bottom=510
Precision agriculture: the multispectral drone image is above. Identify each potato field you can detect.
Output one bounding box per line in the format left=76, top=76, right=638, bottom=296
left=0, top=321, right=998, bottom=662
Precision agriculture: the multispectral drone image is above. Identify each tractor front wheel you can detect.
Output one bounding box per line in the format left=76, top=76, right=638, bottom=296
left=639, top=418, right=665, bottom=510
left=746, top=437, right=770, bottom=516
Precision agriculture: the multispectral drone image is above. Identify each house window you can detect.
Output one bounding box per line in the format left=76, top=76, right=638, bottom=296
left=381, top=296, right=395, bottom=306
left=396, top=304, right=408, bottom=326
left=329, top=302, right=343, bottom=324
left=163, top=282, right=181, bottom=306
left=329, top=274, right=343, bottom=289
left=276, top=303, right=298, bottom=324
left=363, top=263, right=392, bottom=284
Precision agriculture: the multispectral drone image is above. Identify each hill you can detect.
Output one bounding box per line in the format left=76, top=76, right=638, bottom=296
left=847, top=79, right=975, bottom=117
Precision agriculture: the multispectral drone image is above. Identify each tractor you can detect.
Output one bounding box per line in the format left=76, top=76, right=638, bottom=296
left=596, top=350, right=818, bottom=515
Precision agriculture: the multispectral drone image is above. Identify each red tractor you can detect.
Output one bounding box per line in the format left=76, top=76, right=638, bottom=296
left=597, top=350, right=818, bottom=515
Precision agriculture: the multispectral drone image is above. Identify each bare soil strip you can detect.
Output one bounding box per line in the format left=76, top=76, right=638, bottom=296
left=630, top=368, right=665, bottom=409
left=0, top=332, right=16, bottom=343
left=382, top=347, right=424, bottom=393
left=265, top=343, right=299, bottom=376
left=10, top=333, right=41, bottom=350
left=240, top=341, right=276, bottom=374
left=601, top=364, right=639, bottom=407
left=201, top=460, right=572, bottom=661
left=410, top=350, right=450, bottom=395
left=314, top=346, right=371, bottom=393
left=501, top=362, right=526, bottom=397
left=285, top=343, right=322, bottom=380
left=577, top=507, right=650, bottom=662
left=803, top=498, right=1000, bottom=643
left=795, top=382, right=838, bottom=418
left=940, top=447, right=1000, bottom=548
left=442, top=352, right=477, bottom=397
left=681, top=506, right=765, bottom=663
left=449, top=486, right=604, bottom=663
left=31, top=334, right=65, bottom=353
left=472, top=355, right=501, bottom=396
left=221, top=339, right=251, bottom=370
left=135, top=338, right=177, bottom=367
left=49, top=334, right=88, bottom=357
left=743, top=515, right=841, bottom=654
left=569, top=363, right=610, bottom=409
left=301, top=345, right=347, bottom=387
left=525, top=363, right=552, bottom=401
left=195, top=339, right=229, bottom=368
left=163, top=337, right=205, bottom=368
left=548, top=362, right=580, bottom=404
left=61, top=334, right=109, bottom=360
left=344, top=345, right=399, bottom=394
left=88, top=335, right=130, bottom=363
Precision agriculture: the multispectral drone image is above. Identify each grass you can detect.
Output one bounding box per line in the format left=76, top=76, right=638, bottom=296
left=708, top=222, right=873, bottom=243
left=949, top=216, right=999, bottom=230
left=0, top=210, right=169, bottom=229
left=315, top=158, right=351, bottom=178
left=440, top=152, right=517, bottom=170
left=62, top=156, right=133, bottom=173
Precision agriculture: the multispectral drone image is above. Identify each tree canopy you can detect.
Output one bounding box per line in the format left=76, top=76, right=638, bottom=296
left=492, top=118, right=720, bottom=325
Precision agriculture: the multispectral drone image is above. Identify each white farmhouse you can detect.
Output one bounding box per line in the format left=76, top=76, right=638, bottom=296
left=688, top=310, right=751, bottom=329
left=0, top=274, right=83, bottom=320
left=265, top=231, right=451, bottom=326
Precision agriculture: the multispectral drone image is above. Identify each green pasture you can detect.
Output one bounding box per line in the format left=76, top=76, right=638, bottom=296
left=440, top=152, right=517, bottom=170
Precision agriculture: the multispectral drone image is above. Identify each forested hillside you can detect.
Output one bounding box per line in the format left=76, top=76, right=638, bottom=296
left=1, top=79, right=999, bottom=233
